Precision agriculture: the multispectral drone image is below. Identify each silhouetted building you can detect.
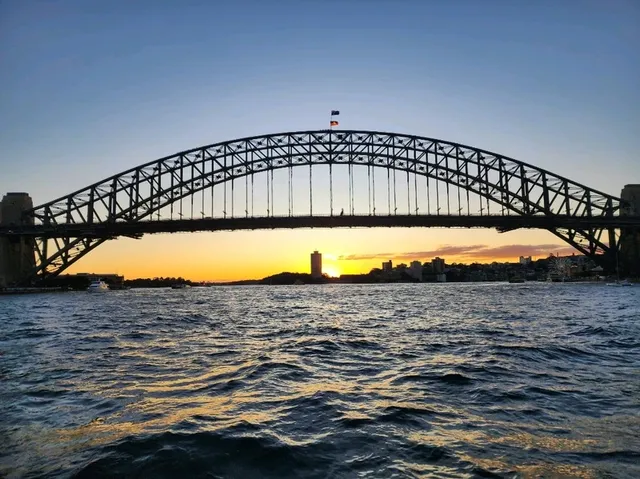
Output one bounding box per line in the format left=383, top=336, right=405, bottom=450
left=311, top=251, right=322, bottom=278
left=432, top=257, right=445, bottom=274
left=519, top=256, right=532, bottom=265
left=382, top=260, right=393, bottom=272
left=409, top=261, right=423, bottom=280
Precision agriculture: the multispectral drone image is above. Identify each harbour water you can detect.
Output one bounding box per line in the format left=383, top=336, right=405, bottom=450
left=1, top=283, right=639, bottom=478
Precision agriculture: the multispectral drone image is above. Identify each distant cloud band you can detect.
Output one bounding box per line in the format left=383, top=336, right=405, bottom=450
left=338, top=244, right=575, bottom=261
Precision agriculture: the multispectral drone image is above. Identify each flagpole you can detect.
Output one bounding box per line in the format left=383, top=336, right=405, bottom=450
left=329, top=110, right=339, bottom=130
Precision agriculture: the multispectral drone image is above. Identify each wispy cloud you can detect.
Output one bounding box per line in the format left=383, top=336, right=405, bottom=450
left=469, top=244, right=575, bottom=259
left=338, top=244, right=576, bottom=262
left=338, top=252, right=396, bottom=261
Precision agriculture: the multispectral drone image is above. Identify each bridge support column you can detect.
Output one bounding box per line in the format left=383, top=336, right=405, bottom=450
left=0, top=193, right=36, bottom=287
left=620, top=184, right=640, bottom=277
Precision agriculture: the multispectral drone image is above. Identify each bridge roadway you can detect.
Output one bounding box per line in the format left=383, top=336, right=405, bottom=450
left=2, top=214, right=639, bottom=239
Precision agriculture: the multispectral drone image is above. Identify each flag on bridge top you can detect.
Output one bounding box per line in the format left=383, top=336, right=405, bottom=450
left=331, top=110, right=340, bottom=116
left=330, top=120, right=339, bottom=127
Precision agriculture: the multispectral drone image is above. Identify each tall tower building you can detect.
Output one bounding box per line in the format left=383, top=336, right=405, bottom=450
left=310, top=250, right=322, bottom=278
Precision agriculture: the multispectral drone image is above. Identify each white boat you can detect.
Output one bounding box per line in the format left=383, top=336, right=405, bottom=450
left=87, top=279, right=109, bottom=292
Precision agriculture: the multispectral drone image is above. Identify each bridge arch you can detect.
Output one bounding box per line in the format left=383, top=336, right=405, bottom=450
left=10, top=130, right=625, bottom=280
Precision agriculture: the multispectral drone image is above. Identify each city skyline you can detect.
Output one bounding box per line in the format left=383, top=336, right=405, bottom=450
left=1, top=1, right=637, bottom=281
left=93, top=248, right=579, bottom=283
left=96, top=246, right=576, bottom=283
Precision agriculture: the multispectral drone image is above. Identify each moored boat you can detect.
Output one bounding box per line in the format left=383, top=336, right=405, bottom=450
left=87, top=280, right=109, bottom=292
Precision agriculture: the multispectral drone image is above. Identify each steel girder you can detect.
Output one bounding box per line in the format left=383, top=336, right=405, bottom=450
left=11, top=130, right=624, bottom=280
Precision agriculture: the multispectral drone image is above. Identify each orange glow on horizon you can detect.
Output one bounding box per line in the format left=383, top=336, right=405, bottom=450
left=323, top=266, right=341, bottom=278
left=64, top=228, right=574, bottom=282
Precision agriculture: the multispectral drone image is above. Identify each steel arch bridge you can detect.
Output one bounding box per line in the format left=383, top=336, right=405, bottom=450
left=1, top=129, right=638, bottom=283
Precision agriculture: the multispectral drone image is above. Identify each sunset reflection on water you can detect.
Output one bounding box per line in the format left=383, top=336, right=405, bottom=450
left=1, top=283, right=638, bottom=478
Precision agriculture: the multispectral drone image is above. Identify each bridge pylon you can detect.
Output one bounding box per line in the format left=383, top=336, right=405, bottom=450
left=0, top=193, right=36, bottom=287
left=620, top=184, right=640, bottom=277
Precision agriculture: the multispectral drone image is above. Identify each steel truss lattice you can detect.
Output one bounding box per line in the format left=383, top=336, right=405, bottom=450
left=4, top=130, right=630, bottom=281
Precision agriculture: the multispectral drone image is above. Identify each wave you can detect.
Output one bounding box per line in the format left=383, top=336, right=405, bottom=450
left=1, top=283, right=637, bottom=479
left=71, top=431, right=335, bottom=479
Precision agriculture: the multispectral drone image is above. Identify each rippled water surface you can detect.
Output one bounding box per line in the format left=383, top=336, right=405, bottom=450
left=1, top=283, right=639, bottom=478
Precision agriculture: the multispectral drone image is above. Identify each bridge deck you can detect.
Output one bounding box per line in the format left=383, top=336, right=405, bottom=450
left=2, top=214, right=639, bottom=239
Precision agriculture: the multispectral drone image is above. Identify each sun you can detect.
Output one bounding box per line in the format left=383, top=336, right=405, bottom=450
left=323, top=266, right=341, bottom=278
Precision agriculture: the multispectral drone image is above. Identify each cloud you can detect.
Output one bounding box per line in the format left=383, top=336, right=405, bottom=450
left=338, top=245, right=486, bottom=261
left=338, top=244, right=576, bottom=262
left=469, top=244, right=575, bottom=259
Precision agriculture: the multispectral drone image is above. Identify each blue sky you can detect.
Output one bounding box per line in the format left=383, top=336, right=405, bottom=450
left=1, top=0, right=639, bottom=279
left=2, top=0, right=638, bottom=200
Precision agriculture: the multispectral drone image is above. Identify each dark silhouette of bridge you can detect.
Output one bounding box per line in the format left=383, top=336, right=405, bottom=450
left=1, top=130, right=639, bottom=285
